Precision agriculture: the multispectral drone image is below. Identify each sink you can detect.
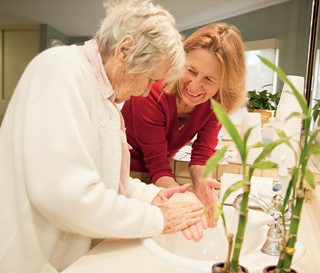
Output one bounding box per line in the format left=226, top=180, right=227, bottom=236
left=142, top=206, right=305, bottom=273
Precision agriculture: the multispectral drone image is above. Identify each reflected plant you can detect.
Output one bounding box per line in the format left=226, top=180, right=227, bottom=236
left=312, top=98, right=320, bottom=122
left=247, top=84, right=281, bottom=111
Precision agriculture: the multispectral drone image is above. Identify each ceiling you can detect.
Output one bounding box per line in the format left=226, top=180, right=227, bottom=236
left=0, top=0, right=291, bottom=37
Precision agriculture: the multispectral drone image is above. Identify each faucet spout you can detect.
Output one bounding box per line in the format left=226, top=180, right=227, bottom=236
left=232, top=193, right=284, bottom=256
left=233, top=193, right=281, bottom=219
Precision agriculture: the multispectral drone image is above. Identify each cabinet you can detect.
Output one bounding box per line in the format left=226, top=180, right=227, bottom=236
left=0, top=25, right=40, bottom=124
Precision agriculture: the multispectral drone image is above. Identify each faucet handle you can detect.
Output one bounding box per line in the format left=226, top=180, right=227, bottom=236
left=271, top=193, right=284, bottom=208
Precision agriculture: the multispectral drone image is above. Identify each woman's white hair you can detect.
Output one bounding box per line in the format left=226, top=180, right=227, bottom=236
left=95, top=0, right=185, bottom=83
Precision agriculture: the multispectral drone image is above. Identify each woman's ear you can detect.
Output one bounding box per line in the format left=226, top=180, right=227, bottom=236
left=114, top=35, right=135, bottom=61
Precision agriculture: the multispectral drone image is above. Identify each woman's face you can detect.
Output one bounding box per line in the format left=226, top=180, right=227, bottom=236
left=179, top=48, right=222, bottom=107
left=104, top=35, right=173, bottom=104
left=112, top=61, right=171, bottom=103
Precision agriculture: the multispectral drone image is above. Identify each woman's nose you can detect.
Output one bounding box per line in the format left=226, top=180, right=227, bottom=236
left=189, top=76, right=202, bottom=90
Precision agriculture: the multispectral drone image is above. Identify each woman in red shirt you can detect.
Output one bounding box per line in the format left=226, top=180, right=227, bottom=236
left=121, top=22, right=246, bottom=227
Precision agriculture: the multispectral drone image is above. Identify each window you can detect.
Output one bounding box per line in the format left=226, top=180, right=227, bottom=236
left=227, top=39, right=279, bottom=130
left=244, top=39, right=279, bottom=94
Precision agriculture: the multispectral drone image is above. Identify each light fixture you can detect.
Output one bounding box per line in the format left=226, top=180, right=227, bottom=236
left=48, top=38, right=65, bottom=47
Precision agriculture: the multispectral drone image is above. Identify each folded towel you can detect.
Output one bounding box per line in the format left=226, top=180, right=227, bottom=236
left=220, top=173, right=274, bottom=206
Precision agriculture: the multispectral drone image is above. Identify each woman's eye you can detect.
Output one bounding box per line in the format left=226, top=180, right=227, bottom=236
left=206, top=77, right=213, bottom=83
left=188, top=69, right=196, bottom=75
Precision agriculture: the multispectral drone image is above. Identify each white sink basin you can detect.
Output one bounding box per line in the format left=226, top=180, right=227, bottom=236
left=142, top=206, right=305, bottom=273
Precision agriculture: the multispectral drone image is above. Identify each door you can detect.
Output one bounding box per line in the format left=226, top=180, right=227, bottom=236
left=0, top=27, right=39, bottom=125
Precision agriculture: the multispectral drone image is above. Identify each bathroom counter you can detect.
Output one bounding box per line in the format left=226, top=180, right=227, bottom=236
left=61, top=239, right=197, bottom=273
left=171, top=141, right=320, bottom=189
left=62, top=186, right=320, bottom=273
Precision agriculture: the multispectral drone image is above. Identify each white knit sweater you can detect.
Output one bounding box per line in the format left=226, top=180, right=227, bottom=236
left=0, top=44, right=163, bottom=273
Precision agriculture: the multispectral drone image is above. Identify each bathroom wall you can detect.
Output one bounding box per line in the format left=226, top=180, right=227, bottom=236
left=182, top=0, right=312, bottom=78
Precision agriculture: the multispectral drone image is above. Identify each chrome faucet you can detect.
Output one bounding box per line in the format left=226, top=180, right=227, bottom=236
left=233, top=193, right=282, bottom=218
left=232, top=193, right=285, bottom=256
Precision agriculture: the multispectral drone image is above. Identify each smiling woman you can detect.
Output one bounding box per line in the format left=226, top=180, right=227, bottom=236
left=121, top=22, right=247, bottom=228
left=177, top=48, right=221, bottom=109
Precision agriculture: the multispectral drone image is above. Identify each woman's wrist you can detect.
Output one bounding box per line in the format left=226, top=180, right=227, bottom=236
left=155, top=176, right=180, bottom=188
left=189, top=165, right=204, bottom=190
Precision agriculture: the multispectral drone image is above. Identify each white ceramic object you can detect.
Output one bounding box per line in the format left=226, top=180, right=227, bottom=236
left=271, top=75, right=304, bottom=168
left=142, top=206, right=305, bottom=273
left=241, top=112, right=263, bottom=165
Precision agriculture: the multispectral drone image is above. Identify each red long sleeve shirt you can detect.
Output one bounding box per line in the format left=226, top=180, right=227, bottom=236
left=121, top=81, right=222, bottom=183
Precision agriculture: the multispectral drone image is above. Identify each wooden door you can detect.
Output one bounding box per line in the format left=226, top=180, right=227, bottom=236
left=0, top=27, right=39, bottom=125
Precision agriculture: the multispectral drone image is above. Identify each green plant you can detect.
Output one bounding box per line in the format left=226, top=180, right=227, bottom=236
left=203, top=99, right=287, bottom=272
left=259, top=56, right=320, bottom=272
left=247, top=84, right=281, bottom=111
left=202, top=54, right=320, bottom=272
left=312, top=98, right=320, bottom=122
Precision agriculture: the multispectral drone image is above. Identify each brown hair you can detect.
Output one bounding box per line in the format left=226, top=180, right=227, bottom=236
left=166, top=22, right=246, bottom=114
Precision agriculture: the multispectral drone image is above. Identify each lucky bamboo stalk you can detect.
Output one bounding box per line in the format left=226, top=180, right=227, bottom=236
left=204, top=99, right=286, bottom=273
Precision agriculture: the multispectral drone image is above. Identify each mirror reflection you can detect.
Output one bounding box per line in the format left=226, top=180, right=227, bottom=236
left=0, top=0, right=317, bottom=128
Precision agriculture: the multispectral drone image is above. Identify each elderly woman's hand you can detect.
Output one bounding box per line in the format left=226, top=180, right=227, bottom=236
left=157, top=199, right=204, bottom=236
left=152, top=184, right=205, bottom=238
left=151, top=184, right=190, bottom=206
left=165, top=192, right=208, bottom=242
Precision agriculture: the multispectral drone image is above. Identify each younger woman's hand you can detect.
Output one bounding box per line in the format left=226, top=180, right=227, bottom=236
left=194, top=177, right=220, bottom=228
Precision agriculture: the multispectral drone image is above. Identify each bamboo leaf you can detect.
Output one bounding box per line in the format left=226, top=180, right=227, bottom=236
left=304, top=168, right=316, bottom=190
left=210, top=99, right=244, bottom=154
left=254, top=137, right=287, bottom=163
left=248, top=141, right=265, bottom=149
left=307, top=143, right=320, bottom=156
left=275, top=129, right=294, bottom=150
left=221, top=180, right=243, bottom=205
left=308, top=129, right=319, bottom=145
left=312, top=105, right=319, bottom=121
left=242, top=127, right=254, bottom=147
left=285, top=111, right=305, bottom=122
left=203, top=146, right=228, bottom=178
left=252, top=160, right=278, bottom=169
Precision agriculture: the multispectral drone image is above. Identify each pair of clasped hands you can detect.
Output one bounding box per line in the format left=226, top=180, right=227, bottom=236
left=151, top=178, right=220, bottom=242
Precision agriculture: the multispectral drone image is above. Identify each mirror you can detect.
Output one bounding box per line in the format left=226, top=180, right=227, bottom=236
left=0, top=0, right=318, bottom=127
left=307, top=0, right=320, bottom=140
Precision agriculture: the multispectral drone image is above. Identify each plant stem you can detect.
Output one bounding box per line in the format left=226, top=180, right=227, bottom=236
left=230, top=180, right=250, bottom=272
left=277, top=196, right=304, bottom=272
left=223, top=233, right=234, bottom=271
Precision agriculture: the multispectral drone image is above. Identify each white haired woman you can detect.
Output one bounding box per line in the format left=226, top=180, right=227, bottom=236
left=0, top=1, right=205, bottom=272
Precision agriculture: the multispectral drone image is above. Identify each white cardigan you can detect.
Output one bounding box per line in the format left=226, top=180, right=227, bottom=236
left=0, top=45, right=163, bottom=272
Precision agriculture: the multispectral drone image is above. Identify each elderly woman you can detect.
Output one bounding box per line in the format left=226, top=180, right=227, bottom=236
left=121, top=22, right=247, bottom=228
left=0, top=1, right=205, bottom=272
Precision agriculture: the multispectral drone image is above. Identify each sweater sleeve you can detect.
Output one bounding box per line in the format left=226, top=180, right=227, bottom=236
left=126, top=177, right=162, bottom=202
left=190, top=110, right=222, bottom=166
left=128, top=89, right=176, bottom=183
left=23, top=77, right=163, bottom=239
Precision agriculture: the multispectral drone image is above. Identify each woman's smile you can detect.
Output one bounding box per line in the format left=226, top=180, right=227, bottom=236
left=187, top=89, right=202, bottom=97
left=179, top=48, right=221, bottom=107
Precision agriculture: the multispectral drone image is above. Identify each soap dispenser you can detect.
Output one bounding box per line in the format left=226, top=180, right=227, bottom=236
left=276, top=156, right=290, bottom=195
left=262, top=111, right=275, bottom=145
